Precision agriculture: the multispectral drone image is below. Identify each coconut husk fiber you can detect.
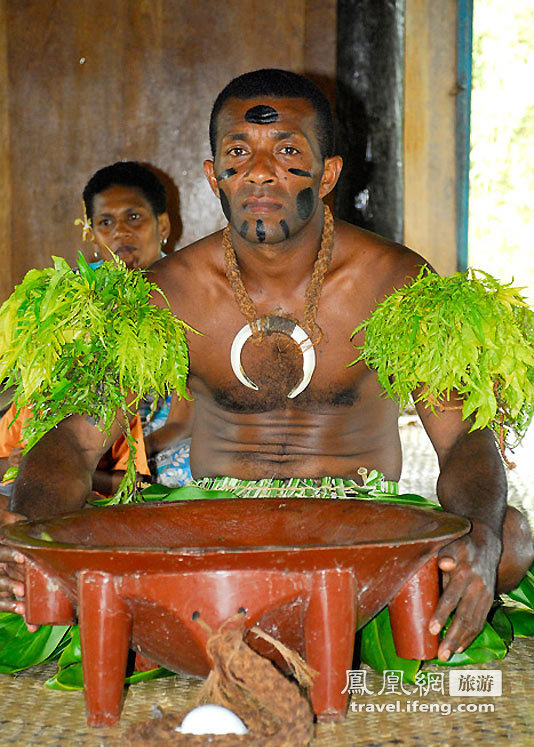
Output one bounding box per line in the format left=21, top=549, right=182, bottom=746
left=125, top=611, right=316, bottom=746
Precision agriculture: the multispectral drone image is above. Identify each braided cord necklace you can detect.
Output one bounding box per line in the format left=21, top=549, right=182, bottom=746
left=223, top=204, right=334, bottom=398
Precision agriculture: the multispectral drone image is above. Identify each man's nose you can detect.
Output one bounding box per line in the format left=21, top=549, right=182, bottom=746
left=244, top=152, right=277, bottom=184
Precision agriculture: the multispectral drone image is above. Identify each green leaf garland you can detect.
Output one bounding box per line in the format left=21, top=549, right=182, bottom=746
left=0, top=252, right=194, bottom=502
left=351, top=267, right=534, bottom=453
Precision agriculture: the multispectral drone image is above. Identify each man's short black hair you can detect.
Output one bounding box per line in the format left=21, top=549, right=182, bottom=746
left=209, top=69, right=334, bottom=161
left=83, top=161, right=167, bottom=221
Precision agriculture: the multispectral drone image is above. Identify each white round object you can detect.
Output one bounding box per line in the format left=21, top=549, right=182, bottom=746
left=175, top=704, right=249, bottom=735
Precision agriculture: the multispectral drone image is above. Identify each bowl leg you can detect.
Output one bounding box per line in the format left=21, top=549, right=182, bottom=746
left=304, top=568, right=357, bottom=721
left=78, top=571, right=132, bottom=727
left=25, top=560, right=75, bottom=625
left=388, top=556, right=439, bottom=660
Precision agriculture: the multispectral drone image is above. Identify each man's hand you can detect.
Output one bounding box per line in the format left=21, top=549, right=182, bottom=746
left=0, top=495, right=37, bottom=630
left=429, top=522, right=501, bottom=661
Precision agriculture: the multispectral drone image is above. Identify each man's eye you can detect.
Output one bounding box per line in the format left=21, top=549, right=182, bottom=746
left=97, top=218, right=111, bottom=227
left=280, top=146, right=299, bottom=155
left=227, top=146, right=247, bottom=156
left=128, top=212, right=141, bottom=221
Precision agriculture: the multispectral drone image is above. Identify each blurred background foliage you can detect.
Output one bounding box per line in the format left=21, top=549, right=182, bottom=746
left=469, top=0, right=534, bottom=304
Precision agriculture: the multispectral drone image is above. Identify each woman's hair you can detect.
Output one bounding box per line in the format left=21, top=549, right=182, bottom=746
left=83, top=161, right=167, bottom=220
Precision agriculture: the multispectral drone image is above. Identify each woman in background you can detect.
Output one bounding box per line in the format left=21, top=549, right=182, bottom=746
left=0, top=161, right=193, bottom=494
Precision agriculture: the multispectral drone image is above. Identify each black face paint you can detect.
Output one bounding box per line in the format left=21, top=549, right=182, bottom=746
left=239, top=221, right=249, bottom=238
left=245, top=105, right=279, bottom=124
left=288, top=168, right=312, bottom=178
left=296, top=188, right=314, bottom=220
left=220, top=189, right=231, bottom=221
left=216, top=168, right=237, bottom=182
left=280, top=219, right=290, bottom=239
left=256, top=220, right=266, bottom=243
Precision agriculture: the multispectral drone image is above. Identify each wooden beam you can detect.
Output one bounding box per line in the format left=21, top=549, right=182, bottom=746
left=335, top=0, right=404, bottom=242
left=404, top=0, right=458, bottom=274
left=304, top=0, right=337, bottom=101
left=0, top=0, right=11, bottom=301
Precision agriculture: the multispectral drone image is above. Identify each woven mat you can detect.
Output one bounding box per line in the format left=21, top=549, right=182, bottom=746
left=1, top=417, right=533, bottom=746
left=313, top=638, right=534, bottom=747
left=0, top=638, right=533, bottom=746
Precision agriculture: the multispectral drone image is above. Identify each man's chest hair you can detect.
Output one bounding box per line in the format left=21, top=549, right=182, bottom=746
left=205, top=333, right=364, bottom=413
left=211, top=378, right=360, bottom=414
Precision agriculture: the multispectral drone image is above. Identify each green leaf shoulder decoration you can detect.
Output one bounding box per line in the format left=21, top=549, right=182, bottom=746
left=351, top=266, right=534, bottom=462
left=0, top=252, right=195, bottom=502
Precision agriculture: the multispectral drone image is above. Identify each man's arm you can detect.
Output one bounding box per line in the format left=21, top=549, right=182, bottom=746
left=415, top=393, right=506, bottom=660
left=0, top=413, right=123, bottom=617
left=11, top=413, right=124, bottom=518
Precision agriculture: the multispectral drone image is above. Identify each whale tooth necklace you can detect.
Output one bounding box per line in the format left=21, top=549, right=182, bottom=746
left=223, top=204, right=334, bottom=398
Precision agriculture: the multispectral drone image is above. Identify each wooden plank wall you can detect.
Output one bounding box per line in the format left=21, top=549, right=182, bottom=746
left=0, top=0, right=11, bottom=299
left=0, top=0, right=336, bottom=304
left=404, top=0, right=458, bottom=275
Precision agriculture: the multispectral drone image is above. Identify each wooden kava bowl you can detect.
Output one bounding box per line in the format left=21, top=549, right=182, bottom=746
left=2, top=498, right=470, bottom=726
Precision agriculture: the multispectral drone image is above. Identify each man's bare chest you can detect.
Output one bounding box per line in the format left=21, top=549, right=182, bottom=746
left=187, top=316, right=371, bottom=414
left=177, top=248, right=381, bottom=412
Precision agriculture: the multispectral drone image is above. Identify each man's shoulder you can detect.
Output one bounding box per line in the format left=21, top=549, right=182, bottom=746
left=147, top=231, right=225, bottom=314
left=333, top=218, right=429, bottom=289
left=151, top=231, right=223, bottom=280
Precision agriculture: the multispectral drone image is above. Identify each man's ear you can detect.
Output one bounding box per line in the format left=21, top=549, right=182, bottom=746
left=157, top=211, right=171, bottom=241
left=203, top=160, right=220, bottom=198
left=318, top=155, right=343, bottom=199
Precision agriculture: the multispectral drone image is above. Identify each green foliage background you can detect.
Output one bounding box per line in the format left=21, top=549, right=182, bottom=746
left=470, top=1, right=534, bottom=303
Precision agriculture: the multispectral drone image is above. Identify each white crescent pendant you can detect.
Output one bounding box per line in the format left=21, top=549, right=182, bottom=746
left=230, top=315, right=316, bottom=399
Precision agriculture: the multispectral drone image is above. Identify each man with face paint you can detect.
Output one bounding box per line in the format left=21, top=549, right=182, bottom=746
left=3, top=70, right=532, bottom=667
